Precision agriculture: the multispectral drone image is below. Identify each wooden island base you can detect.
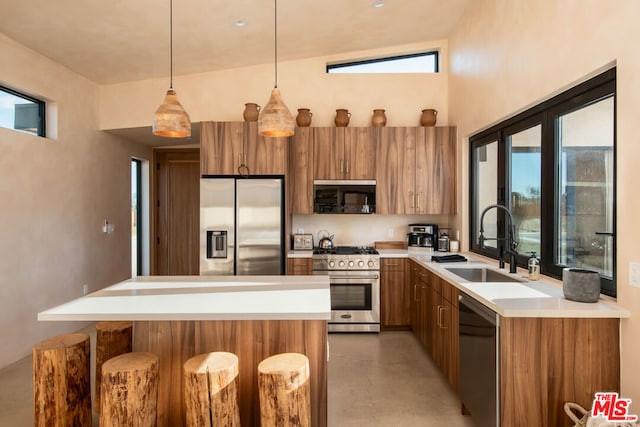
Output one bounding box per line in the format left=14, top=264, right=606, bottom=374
left=133, top=319, right=328, bottom=427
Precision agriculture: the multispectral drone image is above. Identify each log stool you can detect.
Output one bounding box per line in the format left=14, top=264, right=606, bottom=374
left=95, top=320, right=133, bottom=412
left=183, top=351, right=241, bottom=426
left=100, top=351, right=159, bottom=427
left=258, top=353, right=311, bottom=427
left=33, top=333, right=91, bottom=426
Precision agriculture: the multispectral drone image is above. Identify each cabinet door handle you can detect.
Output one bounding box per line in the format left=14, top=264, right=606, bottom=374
left=416, top=193, right=421, bottom=210
left=385, top=262, right=400, bottom=266
left=340, top=160, right=344, bottom=174
left=414, top=284, right=420, bottom=301
left=238, top=153, right=243, bottom=166
left=346, top=159, right=350, bottom=174
left=243, top=153, right=247, bottom=164
left=437, top=305, right=443, bottom=328
left=410, top=192, right=415, bottom=208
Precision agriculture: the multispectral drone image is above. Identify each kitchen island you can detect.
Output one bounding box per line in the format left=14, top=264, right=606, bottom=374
left=39, top=276, right=331, bottom=427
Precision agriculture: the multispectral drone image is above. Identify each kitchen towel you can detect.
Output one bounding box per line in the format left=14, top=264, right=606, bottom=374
left=431, top=254, right=468, bottom=263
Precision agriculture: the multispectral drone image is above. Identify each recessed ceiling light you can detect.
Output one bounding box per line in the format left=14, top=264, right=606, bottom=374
left=233, top=19, right=247, bottom=27
left=372, top=0, right=385, bottom=8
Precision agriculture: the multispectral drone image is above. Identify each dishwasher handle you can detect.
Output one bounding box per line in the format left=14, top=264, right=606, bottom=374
left=459, top=293, right=498, bottom=326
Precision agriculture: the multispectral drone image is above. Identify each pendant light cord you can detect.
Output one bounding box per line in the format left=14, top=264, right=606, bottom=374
left=170, top=0, right=174, bottom=89
left=274, top=0, right=278, bottom=89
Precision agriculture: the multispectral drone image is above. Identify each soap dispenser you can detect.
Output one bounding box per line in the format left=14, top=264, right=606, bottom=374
left=527, top=252, right=540, bottom=281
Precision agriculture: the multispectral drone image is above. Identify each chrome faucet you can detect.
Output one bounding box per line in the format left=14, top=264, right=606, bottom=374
left=479, top=204, right=519, bottom=273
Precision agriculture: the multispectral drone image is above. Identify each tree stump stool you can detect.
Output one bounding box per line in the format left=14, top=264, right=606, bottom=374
left=258, top=353, right=311, bottom=427
left=95, top=320, right=133, bottom=412
left=183, top=351, right=241, bottom=426
left=33, top=333, right=91, bottom=426
left=100, top=351, right=159, bottom=427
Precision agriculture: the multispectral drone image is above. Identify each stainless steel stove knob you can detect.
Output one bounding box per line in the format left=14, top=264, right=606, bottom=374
left=368, top=260, right=375, bottom=268
left=329, top=260, right=335, bottom=268
left=338, top=260, right=346, bottom=268
left=358, top=260, right=365, bottom=267
left=348, top=261, right=355, bottom=268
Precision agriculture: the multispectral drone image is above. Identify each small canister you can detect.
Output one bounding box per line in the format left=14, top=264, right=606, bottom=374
left=437, top=229, right=450, bottom=252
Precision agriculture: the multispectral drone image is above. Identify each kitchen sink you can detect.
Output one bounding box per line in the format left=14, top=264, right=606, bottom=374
left=445, top=267, right=526, bottom=283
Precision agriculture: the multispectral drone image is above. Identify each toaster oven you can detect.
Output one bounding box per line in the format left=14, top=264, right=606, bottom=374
left=292, top=234, right=313, bottom=250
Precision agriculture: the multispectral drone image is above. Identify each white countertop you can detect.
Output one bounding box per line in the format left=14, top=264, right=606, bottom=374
left=38, top=275, right=331, bottom=321
left=410, top=254, right=630, bottom=318
left=288, top=250, right=313, bottom=258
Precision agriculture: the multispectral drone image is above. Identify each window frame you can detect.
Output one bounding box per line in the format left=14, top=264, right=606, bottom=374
left=326, top=51, right=439, bottom=74
left=469, top=68, right=616, bottom=297
left=0, top=84, right=46, bottom=137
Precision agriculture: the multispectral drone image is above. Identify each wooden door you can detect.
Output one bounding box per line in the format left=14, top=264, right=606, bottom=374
left=289, top=128, right=314, bottom=214
left=375, top=127, right=416, bottom=214
left=200, top=122, right=243, bottom=175
left=154, top=149, right=200, bottom=275
left=344, top=127, right=375, bottom=179
left=417, top=126, right=457, bottom=214
left=245, top=122, right=289, bottom=175
left=313, top=128, right=344, bottom=179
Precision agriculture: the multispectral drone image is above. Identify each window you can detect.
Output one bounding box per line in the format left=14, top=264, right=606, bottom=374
left=0, top=85, right=45, bottom=136
left=469, top=69, right=616, bottom=297
left=327, top=51, right=438, bottom=74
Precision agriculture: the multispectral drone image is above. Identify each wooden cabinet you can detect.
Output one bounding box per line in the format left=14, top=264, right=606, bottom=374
left=410, top=262, right=430, bottom=349
left=427, top=274, right=458, bottom=391
left=201, top=121, right=288, bottom=176
left=417, top=126, right=456, bottom=214
left=500, top=317, right=619, bottom=426
left=286, top=258, right=312, bottom=275
left=380, top=258, right=410, bottom=329
left=409, top=260, right=458, bottom=391
left=376, top=126, right=456, bottom=214
left=313, top=127, right=375, bottom=180
left=289, top=128, right=314, bottom=214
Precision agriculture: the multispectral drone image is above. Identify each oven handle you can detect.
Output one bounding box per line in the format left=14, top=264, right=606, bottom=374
left=328, top=275, right=379, bottom=280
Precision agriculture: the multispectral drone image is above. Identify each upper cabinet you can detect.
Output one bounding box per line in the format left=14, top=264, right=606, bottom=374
left=289, top=127, right=314, bottom=214
left=200, top=121, right=288, bottom=176
left=418, top=126, right=456, bottom=214
left=313, top=128, right=375, bottom=180
left=376, top=126, right=456, bottom=215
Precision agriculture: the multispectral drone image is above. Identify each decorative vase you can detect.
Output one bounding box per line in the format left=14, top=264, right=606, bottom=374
left=372, top=109, right=387, bottom=127
left=243, top=103, right=260, bottom=122
left=296, top=108, right=313, bottom=127
left=562, top=268, right=600, bottom=303
left=335, top=109, right=351, bottom=127
left=420, top=109, right=438, bottom=126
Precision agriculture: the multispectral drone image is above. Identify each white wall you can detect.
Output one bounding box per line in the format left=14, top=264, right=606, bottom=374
left=448, top=0, right=640, bottom=401
left=99, top=40, right=450, bottom=130
left=292, top=214, right=455, bottom=247
left=0, top=33, right=152, bottom=369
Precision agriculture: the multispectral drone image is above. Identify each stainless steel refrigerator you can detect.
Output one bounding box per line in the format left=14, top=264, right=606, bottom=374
left=200, top=177, right=284, bottom=276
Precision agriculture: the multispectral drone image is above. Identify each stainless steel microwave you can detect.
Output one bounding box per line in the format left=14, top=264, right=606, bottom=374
left=313, top=180, right=375, bottom=214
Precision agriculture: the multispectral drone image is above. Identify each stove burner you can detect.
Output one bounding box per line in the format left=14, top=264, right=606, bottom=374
left=312, top=246, right=379, bottom=255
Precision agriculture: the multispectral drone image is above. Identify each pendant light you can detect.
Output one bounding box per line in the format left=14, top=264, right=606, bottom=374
left=152, top=0, right=191, bottom=138
left=258, top=0, right=294, bottom=137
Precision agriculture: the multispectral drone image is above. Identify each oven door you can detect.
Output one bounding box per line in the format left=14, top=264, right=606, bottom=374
left=316, top=271, right=380, bottom=332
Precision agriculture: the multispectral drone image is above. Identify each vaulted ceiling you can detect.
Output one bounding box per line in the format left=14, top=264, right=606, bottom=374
left=0, top=0, right=470, bottom=85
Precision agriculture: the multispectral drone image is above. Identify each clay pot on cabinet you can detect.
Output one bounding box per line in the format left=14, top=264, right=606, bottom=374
left=334, top=109, right=351, bottom=127
left=296, top=108, right=313, bottom=127
left=372, top=109, right=387, bottom=127
left=243, top=103, right=261, bottom=122
left=420, top=109, right=437, bottom=126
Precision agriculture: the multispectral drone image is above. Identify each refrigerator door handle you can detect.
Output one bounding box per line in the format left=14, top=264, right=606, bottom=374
left=206, top=230, right=228, bottom=259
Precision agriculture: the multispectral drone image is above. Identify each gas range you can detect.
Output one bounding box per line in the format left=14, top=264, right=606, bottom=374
left=312, top=246, right=380, bottom=271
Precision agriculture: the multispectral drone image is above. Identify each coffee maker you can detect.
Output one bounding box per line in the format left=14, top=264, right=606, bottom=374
left=407, top=224, right=438, bottom=248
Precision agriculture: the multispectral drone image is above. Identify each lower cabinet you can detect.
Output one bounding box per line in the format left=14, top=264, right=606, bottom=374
left=410, top=260, right=459, bottom=391
left=286, top=258, right=312, bottom=275
left=380, top=258, right=410, bottom=329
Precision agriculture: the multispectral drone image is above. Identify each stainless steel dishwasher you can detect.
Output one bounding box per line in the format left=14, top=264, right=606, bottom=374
left=459, top=292, right=499, bottom=427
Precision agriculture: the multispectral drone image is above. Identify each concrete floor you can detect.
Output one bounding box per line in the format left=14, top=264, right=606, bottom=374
left=0, top=327, right=474, bottom=426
